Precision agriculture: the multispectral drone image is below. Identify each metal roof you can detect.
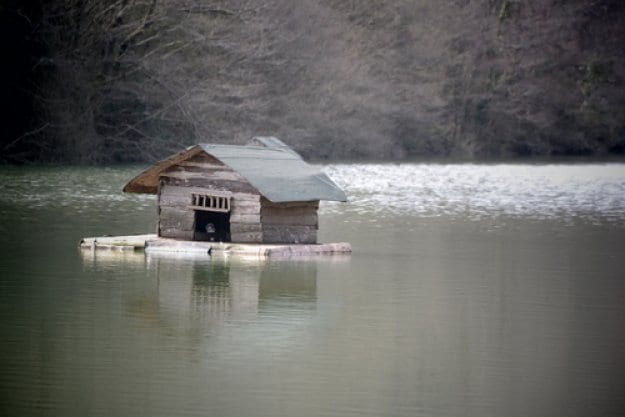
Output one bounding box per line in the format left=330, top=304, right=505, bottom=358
left=123, top=142, right=347, bottom=203
left=247, top=136, right=300, bottom=155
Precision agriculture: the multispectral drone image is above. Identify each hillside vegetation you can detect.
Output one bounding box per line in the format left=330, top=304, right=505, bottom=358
left=2, top=0, right=625, bottom=163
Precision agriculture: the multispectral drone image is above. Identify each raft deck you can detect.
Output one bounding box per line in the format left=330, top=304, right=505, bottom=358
left=79, top=234, right=351, bottom=258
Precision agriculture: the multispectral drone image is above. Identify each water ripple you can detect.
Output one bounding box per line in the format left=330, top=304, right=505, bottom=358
left=322, top=163, right=625, bottom=222
left=1, top=164, right=624, bottom=224
left=0, top=166, right=155, bottom=213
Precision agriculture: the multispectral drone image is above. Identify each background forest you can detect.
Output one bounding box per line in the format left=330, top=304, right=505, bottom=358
left=2, top=0, right=625, bottom=163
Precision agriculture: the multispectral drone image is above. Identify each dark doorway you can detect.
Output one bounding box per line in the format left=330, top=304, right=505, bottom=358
left=194, top=210, right=230, bottom=242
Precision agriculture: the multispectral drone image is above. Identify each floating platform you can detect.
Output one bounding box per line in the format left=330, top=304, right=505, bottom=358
left=79, top=234, right=352, bottom=258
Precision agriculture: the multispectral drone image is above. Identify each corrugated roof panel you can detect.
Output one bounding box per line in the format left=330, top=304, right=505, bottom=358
left=199, top=144, right=347, bottom=202
left=247, top=136, right=299, bottom=155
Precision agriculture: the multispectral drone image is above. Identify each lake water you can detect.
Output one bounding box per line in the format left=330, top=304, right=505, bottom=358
left=1, top=163, right=624, bottom=417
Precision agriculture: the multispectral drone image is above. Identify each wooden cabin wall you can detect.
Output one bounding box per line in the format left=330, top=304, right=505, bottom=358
left=161, top=154, right=259, bottom=195
left=158, top=153, right=263, bottom=242
left=229, top=194, right=262, bottom=243
left=158, top=173, right=263, bottom=243
left=155, top=153, right=322, bottom=244
left=260, top=199, right=319, bottom=244
left=158, top=183, right=200, bottom=240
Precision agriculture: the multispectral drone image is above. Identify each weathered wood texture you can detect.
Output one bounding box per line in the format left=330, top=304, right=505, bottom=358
left=261, top=202, right=318, bottom=227
left=230, top=223, right=263, bottom=233
left=231, top=199, right=262, bottom=207
left=264, top=242, right=352, bottom=257
left=230, top=203, right=261, bottom=215
left=160, top=161, right=260, bottom=194
left=258, top=200, right=320, bottom=243
left=230, top=199, right=262, bottom=243
left=262, top=225, right=317, bottom=244
left=157, top=184, right=322, bottom=244
left=230, top=231, right=263, bottom=242
left=81, top=235, right=352, bottom=258
left=230, top=214, right=261, bottom=223
left=159, top=207, right=195, bottom=230
left=123, top=146, right=205, bottom=194
left=160, top=185, right=259, bottom=208
left=262, top=206, right=318, bottom=216
left=158, top=186, right=197, bottom=238
left=164, top=168, right=246, bottom=182
left=158, top=183, right=263, bottom=243
left=158, top=206, right=195, bottom=239
left=80, top=234, right=155, bottom=249
left=261, top=214, right=318, bottom=226
left=159, top=228, right=194, bottom=240
left=161, top=176, right=260, bottom=194
left=160, top=184, right=218, bottom=208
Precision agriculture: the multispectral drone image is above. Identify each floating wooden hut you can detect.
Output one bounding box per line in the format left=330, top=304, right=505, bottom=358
left=123, top=137, right=347, bottom=244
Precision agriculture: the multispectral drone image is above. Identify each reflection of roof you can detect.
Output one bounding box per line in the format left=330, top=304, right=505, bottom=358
left=123, top=142, right=347, bottom=203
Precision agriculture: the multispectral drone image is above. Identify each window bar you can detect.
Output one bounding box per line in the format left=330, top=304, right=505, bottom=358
left=189, top=193, right=231, bottom=212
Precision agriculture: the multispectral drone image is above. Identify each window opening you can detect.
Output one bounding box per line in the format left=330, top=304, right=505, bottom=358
left=189, top=192, right=230, bottom=212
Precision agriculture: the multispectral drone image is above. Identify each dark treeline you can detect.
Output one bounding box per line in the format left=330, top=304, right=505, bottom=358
left=2, top=0, right=625, bottom=164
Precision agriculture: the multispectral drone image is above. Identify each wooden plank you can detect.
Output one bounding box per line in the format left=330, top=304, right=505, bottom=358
left=161, top=184, right=228, bottom=196
left=147, top=238, right=213, bottom=249
left=230, top=223, right=263, bottom=233
left=261, top=214, right=318, bottom=226
left=230, top=231, right=263, bottom=243
left=265, top=242, right=352, bottom=257
left=162, top=176, right=259, bottom=194
left=260, top=206, right=318, bottom=217
left=123, top=146, right=205, bottom=194
left=262, top=232, right=317, bottom=244
left=232, top=192, right=261, bottom=201
left=161, top=185, right=250, bottom=209
left=230, top=214, right=261, bottom=223
left=159, top=227, right=194, bottom=240
left=79, top=234, right=154, bottom=249
left=160, top=185, right=190, bottom=208
left=262, top=225, right=317, bottom=244
left=231, top=199, right=261, bottom=209
left=231, top=205, right=261, bottom=215
left=160, top=186, right=260, bottom=214
left=263, top=224, right=317, bottom=233
left=160, top=185, right=233, bottom=208
left=163, top=169, right=245, bottom=182
left=159, top=207, right=195, bottom=230
left=82, top=235, right=352, bottom=257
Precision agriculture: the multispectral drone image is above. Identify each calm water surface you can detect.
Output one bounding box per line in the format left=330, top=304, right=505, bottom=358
left=1, top=163, right=625, bottom=417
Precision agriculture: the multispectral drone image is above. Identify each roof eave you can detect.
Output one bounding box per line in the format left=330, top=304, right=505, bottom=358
left=122, top=145, right=204, bottom=194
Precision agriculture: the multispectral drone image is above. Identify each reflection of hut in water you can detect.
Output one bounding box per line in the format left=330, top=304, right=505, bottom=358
left=150, top=255, right=319, bottom=323
left=79, top=250, right=320, bottom=346
left=147, top=255, right=260, bottom=323
left=123, top=137, right=347, bottom=244
left=190, top=260, right=260, bottom=320
left=191, top=261, right=230, bottom=316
